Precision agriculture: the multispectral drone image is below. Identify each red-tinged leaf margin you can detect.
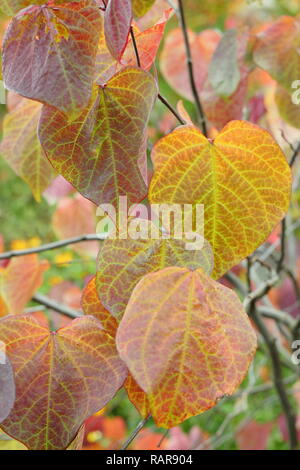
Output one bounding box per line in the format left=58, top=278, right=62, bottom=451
left=0, top=314, right=128, bottom=450
left=117, top=266, right=257, bottom=428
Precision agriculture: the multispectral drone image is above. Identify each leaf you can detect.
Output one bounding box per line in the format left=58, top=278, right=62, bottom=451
left=123, top=9, right=172, bottom=71
left=149, top=122, right=291, bottom=279
left=132, top=0, right=156, bottom=18
left=0, top=97, right=54, bottom=202
left=124, top=375, right=150, bottom=418
left=275, top=84, right=300, bottom=129
left=39, top=68, right=157, bottom=207
left=0, top=314, right=128, bottom=450
left=81, top=276, right=118, bottom=338
left=96, top=234, right=214, bottom=320
left=208, top=29, right=240, bottom=97
left=0, top=255, right=49, bottom=316
left=95, top=21, right=118, bottom=84
left=202, top=66, right=248, bottom=130
left=104, top=0, right=132, bottom=61
left=253, top=16, right=300, bottom=92
left=2, top=1, right=102, bottom=116
left=0, top=433, right=27, bottom=450
left=160, top=28, right=221, bottom=102
left=0, top=355, right=15, bottom=423
left=52, top=193, right=99, bottom=257
left=81, top=277, right=149, bottom=417
left=116, top=266, right=257, bottom=428
left=0, top=1, right=83, bottom=16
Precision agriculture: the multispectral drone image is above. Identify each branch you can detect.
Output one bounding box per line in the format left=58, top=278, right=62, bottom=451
left=0, top=234, right=106, bottom=260
left=177, top=0, right=207, bottom=135
left=129, top=26, right=184, bottom=126
left=290, top=141, right=300, bottom=167
left=32, top=293, right=82, bottom=319
left=121, top=415, right=151, bottom=450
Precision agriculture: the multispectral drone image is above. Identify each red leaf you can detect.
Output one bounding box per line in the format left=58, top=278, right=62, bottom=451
left=0, top=314, right=128, bottom=449
left=104, top=0, right=132, bottom=61
left=3, top=1, right=102, bottom=116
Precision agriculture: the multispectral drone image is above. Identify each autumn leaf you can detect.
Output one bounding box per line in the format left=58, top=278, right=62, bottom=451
left=116, top=266, right=257, bottom=428
left=81, top=276, right=118, bottom=338
left=104, top=0, right=132, bottom=61
left=52, top=194, right=99, bottom=258
left=0, top=314, right=128, bottom=450
left=124, top=375, right=150, bottom=418
left=96, top=233, right=214, bottom=320
left=39, top=68, right=157, bottom=207
left=253, top=16, right=300, bottom=93
left=208, top=29, right=240, bottom=97
left=0, top=97, right=54, bottom=202
left=160, top=28, right=221, bottom=102
left=0, top=355, right=15, bottom=423
left=149, top=121, right=291, bottom=279
left=2, top=1, right=102, bottom=115
left=0, top=255, right=49, bottom=316
left=275, top=84, right=300, bottom=129
left=132, top=0, right=156, bottom=18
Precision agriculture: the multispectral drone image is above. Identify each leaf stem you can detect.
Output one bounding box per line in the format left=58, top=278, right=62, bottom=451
left=129, top=25, right=185, bottom=126
left=177, top=0, right=207, bottom=136
left=32, top=293, right=82, bottom=319
left=121, top=415, right=151, bottom=450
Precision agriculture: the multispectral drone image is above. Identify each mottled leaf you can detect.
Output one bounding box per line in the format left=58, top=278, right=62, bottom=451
left=96, top=233, right=214, bottom=320
left=117, top=266, right=257, bottom=428
left=3, top=1, right=102, bottom=115
left=253, top=16, right=300, bottom=92
left=0, top=354, right=15, bottom=423
left=104, top=0, right=132, bottom=61
left=0, top=98, right=54, bottom=202
left=0, top=314, right=128, bottom=450
left=149, top=122, right=291, bottom=279
left=39, top=68, right=157, bottom=207
left=208, top=29, right=240, bottom=97
left=0, top=255, right=49, bottom=316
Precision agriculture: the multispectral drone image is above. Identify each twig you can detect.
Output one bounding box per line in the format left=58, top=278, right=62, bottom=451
left=0, top=234, right=106, bottom=260
left=129, top=25, right=184, bottom=125
left=32, top=293, right=82, bottom=319
left=177, top=0, right=207, bottom=135
left=290, top=141, right=300, bottom=167
left=121, top=415, right=151, bottom=450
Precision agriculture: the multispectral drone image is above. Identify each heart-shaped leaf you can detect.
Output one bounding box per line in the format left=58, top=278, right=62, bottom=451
left=3, top=1, right=102, bottom=116
left=149, top=121, right=291, bottom=279
left=0, top=314, right=128, bottom=449
left=39, top=68, right=157, bottom=207
left=117, top=266, right=257, bottom=428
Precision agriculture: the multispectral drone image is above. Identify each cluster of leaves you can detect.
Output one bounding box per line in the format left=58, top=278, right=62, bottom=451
left=0, top=0, right=298, bottom=451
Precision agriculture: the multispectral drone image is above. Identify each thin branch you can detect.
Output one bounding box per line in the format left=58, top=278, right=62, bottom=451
left=121, top=415, right=151, bottom=450
left=177, top=0, right=207, bottom=135
left=0, top=234, right=106, bottom=260
left=290, top=141, right=300, bottom=167
left=32, top=293, right=82, bottom=319
left=130, top=25, right=184, bottom=126
left=277, top=219, right=286, bottom=274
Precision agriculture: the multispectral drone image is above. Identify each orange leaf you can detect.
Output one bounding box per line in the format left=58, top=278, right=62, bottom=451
left=116, top=267, right=257, bottom=428
left=149, top=121, right=291, bottom=279
left=0, top=255, right=48, bottom=316
left=0, top=314, right=128, bottom=449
